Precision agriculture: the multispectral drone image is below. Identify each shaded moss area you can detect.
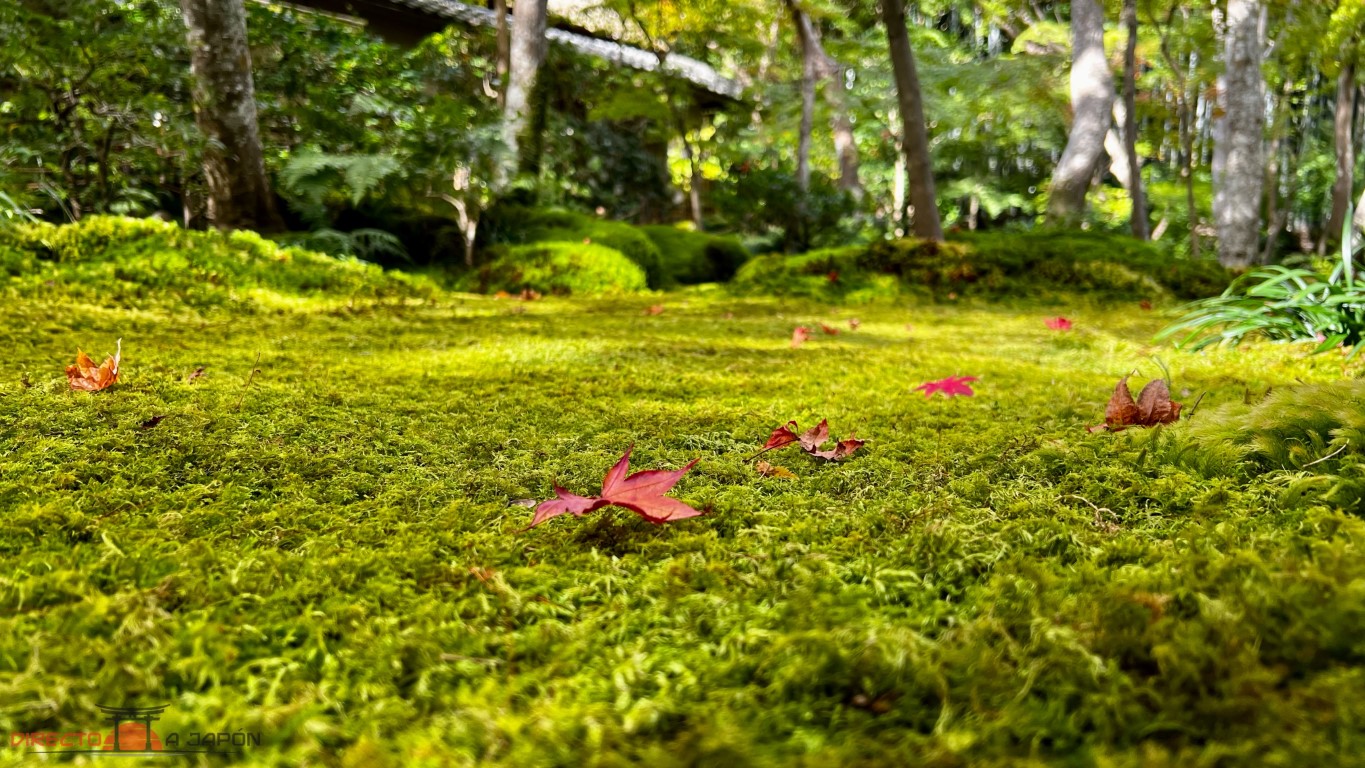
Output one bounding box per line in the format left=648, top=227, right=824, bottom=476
left=733, top=230, right=1233, bottom=303
left=2, top=224, right=1364, bottom=766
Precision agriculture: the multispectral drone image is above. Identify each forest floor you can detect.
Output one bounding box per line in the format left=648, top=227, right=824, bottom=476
left=3, top=290, right=1364, bottom=766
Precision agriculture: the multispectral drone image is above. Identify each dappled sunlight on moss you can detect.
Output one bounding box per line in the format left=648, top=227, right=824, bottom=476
left=1, top=282, right=1362, bottom=765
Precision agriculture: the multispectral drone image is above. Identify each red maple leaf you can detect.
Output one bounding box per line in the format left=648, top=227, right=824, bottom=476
left=820, top=323, right=840, bottom=335
left=1089, top=376, right=1183, bottom=432
left=791, top=326, right=812, bottom=348
left=1045, top=317, right=1073, bottom=331
left=530, top=447, right=702, bottom=527
left=915, top=375, right=978, bottom=398
left=757, top=419, right=864, bottom=462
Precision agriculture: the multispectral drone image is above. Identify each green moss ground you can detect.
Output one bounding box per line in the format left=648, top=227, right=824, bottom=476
left=3, top=265, right=1365, bottom=765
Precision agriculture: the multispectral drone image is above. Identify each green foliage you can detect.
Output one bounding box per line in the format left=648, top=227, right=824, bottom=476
left=279, top=152, right=402, bottom=225
left=0, top=215, right=431, bottom=309
left=1159, top=381, right=1365, bottom=510
left=461, top=241, right=648, bottom=295
left=1160, top=215, right=1365, bottom=359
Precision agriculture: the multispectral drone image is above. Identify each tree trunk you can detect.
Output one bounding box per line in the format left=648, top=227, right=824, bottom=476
left=790, top=3, right=816, bottom=194
left=1120, top=0, right=1148, bottom=239
left=1212, top=0, right=1265, bottom=268
left=787, top=1, right=862, bottom=198
left=1325, top=63, right=1356, bottom=250
left=179, top=0, right=282, bottom=232
left=881, top=0, right=942, bottom=241
left=678, top=123, right=704, bottom=231
left=1046, top=0, right=1113, bottom=226
left=494, top=0, right=510, bottom=107
left=500, top=0, right=548, bottom=186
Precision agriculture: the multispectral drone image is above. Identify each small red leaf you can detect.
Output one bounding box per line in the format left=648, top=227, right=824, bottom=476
left=1045, top=317, right=1073, bottom=331
left=529, top=447, right=702, bottom=528
left=915, top=376, right=978, bottom=398
left=791, top=326, right=811, bottom=348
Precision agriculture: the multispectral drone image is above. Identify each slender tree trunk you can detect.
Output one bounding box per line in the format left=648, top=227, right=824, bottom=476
left=500, top=0, right=548, bottom=185
left=1212, top=0, right=1265, bottom=268
left=494, top=0, right=510, bottom=107
left=678, top=121, right=704, bottom=230
left=1121, top=0, right=1148, bottom=239
left=1105, top=122, right=1133, bottom=190
left=787, top=1, right=862, bottom=198
left=1355, top=186, right=1365, bottom=234
left=1047, top=0, right=1113, bottom=226
left=179, top=0, right=282, bottom=232
left=1325, top=63, right=1356, bottom=250
left=881, top=0, right=942, bottom=241
left=790, top=3, right=816, bottom=194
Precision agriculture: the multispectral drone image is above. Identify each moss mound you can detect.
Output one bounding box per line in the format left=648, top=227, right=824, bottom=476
left=639, top=224, right=750, bottom=285
left=0, top=215, right=433, bottom=309
left=461, top=241, right=647, bottom=295
left=733, top=230, right=1231, bottom=303
left=479, top=206, right=748, bottom=289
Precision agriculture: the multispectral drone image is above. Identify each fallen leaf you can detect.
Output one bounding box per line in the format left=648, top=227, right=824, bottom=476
left=494, top=290, right=512, bottom=299
left=756, top=460, right=796, bottom=479
left=791, top=326, right=811, bottom=348
left=187, top=366, right=207, bottom=383
left=915, top=375, right=978, bottom=398
left=1139, top=300, right=1153, bottom=311
left=1045, top=317, right=1073, bottom=331
left=1089, top=375, right=1183, bottom=432
left=644, top=304, right=665, bottom=316
left=138, top=415, right=166, bottom=430
left=758, top=419, right=864, bottom=462
left=827, top=270, right=839, bottom=282
left=820, top=323, right=840, bottom=335
left=848, top=318, right=861, bottom=330
left=66, top=339, right=121, bottom=392
left=530, top=446, right=702, bottom=528
left=519, top=289, right=541, bottom=301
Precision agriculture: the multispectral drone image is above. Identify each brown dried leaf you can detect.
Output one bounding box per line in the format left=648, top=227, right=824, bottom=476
left=755, top=460, right=796, bottom=479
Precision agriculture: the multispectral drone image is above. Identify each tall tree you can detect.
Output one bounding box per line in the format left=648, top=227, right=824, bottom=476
left=1212, top=0, right=1265, bottom=267
left=179, top=0, right=282, bottom=232
left=881, top=0, right=942, bottom=240
left=1324, top=62, right=1356, bottom=249
left=1120, top=0, right=1148, bottom=239
left=1046, top=0, right=1114, bottom=226
left=500, top=0, right=548, bottom=184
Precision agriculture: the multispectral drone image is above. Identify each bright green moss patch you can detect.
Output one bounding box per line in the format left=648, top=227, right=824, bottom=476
left=461, top=241, right=648, bottom=295
left=0, top=216, right=435, bottom=310
left=1, top=254, right=1363, bottom=766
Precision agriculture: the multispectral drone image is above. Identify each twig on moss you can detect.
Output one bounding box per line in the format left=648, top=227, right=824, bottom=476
left=235, top=352, right=262, bottom=412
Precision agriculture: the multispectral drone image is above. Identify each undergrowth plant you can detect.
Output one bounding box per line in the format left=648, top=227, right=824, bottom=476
left=1159, top=203, right=1365, bottom=360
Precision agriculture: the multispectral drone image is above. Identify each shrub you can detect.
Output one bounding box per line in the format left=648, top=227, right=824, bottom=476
left=461, top=241, right=647, bottom=296
left=0, top=215, right=433, bottom=309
